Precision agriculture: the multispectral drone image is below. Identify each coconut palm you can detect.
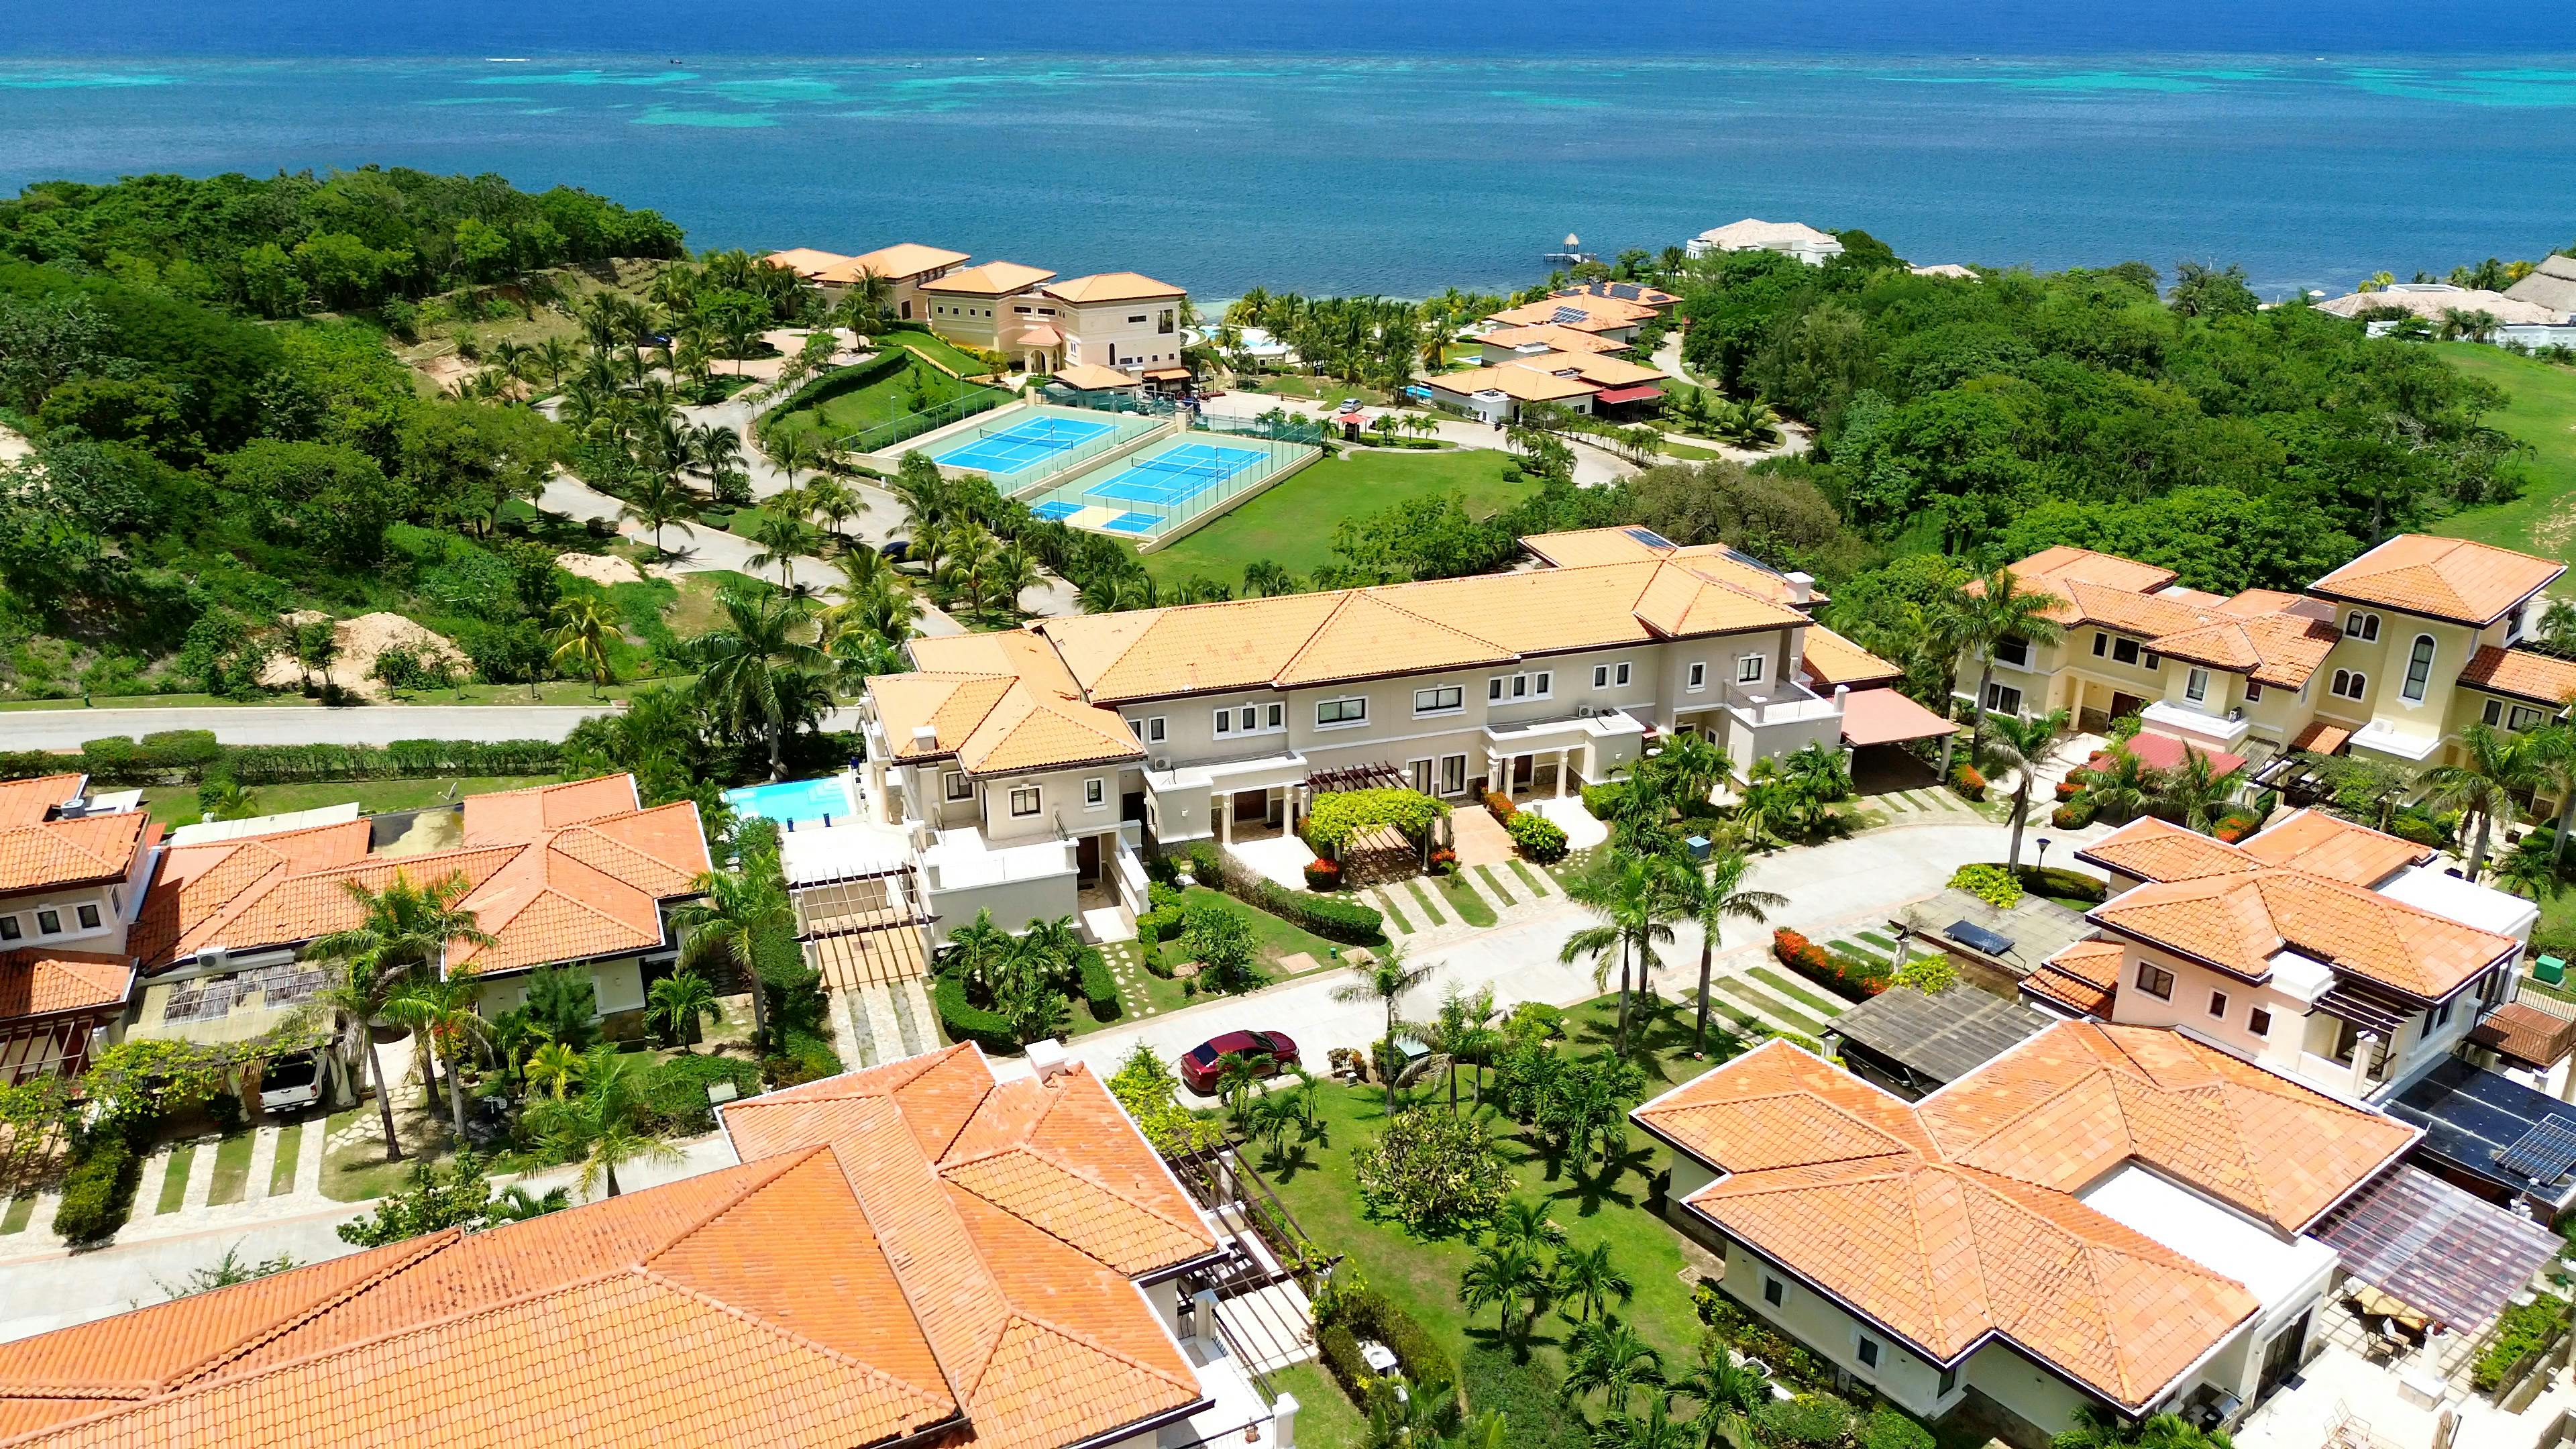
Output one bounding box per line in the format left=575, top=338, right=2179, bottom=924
left=1242, top=559, right=1297, bottom=598
left=686, top=423, right=744, bottom=494
left=2078, top=741, right=2153, bottom=825
left=1214, top=1052, right=1268, bottom=1139
left=1671, top=1354, right=1768, bottom=1438
left=745, top=511, right=821, bottom=588
left=645, top=969, right=723, bottom=1051
left=526, top=1039, right=585, bottom=1100
left=2422, top=722, right=2544, bottom=877
left=1653, top=731, right=1733, bottom=812
left=617, top=468, right=694, bottom=556
left=802, top=475, right=865, bottom=545
left=384, top=975, right=490, bottom=1140
left=2149, top=745, right=2252, bottom=837
left=537, top=1046, right=679, bottom=1199
left=978, top=541, right=1041, bottom=620
left=199, top=778, right=259, bottom=822
left=1683, top=851, right=1787, bottom=1055
left=534, top=336, right=578, bottom=389
left=301, top=871, right=495, bottom=1161
left=1565, top=1316, right=1666, bottom=1415
left=1938, top=566, right=2065, bottom=775
left=1331, top=943, right=1438, bottom=1113
left=1489, top=1195, right=1568, bottom=1255
left=686, top=586, right=827, bottom=779
left=546, top=596, right=619, bottom=697
left=1560, top=851, right=1689, bottom=1055
left=671, top=860, right=794, bottom=1047
left=769, top=429, right=818, bottom=494
left=1552, top=1240, right=1635, bottom=1324
left=1978, top=708, right=2077, bottom=869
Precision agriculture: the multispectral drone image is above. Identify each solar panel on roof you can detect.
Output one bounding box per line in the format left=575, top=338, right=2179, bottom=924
left=2495, top=1116, right=2576, bottom=1183
left=1621, top=527, right=1674, bottom=550
left=1723, top=545, right=1784, bottom=577
left=1945, top=920, right=2017, bottom=957
left=1609, top=284, right=1641, bottom=299
left=1549, top=305, right=1589, bottom=325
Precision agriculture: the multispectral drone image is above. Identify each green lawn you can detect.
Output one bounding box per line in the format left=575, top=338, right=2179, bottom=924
left=1236, top=374, right=1389, bottom=406
left=206, top=1131, right=256, bottom=1206
left=2432, top=343, right=2576, bottom=563
left=154, top=1142, right=196, bottom=1215
left=769, top=356, right=985, bottom=446
left=1134, top=445, right=1540, bottom=589
left=891, top=331, right=998, bottom=376
left=1432, top=871, right=1497, bottom=928
left=1659, top=437, right=1723, bottom=460
left=1173, top=886, right=1356, bottom=974
left=268, top=1120, right=305, bottom=1197
left=140, top=775, right=557, bottom=830
left=1258, top=995, right=1739, bottom=1436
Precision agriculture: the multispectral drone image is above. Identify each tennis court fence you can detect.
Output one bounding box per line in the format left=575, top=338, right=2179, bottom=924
left=1038, top=434, right=1320, bottom=540
left=839, top=384, right=1015, bottom=453
left=1190, top=410, right=1326, bottom=446
left=992, top=414, right=1173, bottom=496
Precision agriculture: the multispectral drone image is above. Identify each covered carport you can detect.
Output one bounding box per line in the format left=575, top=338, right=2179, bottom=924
left=1839, top=688, right=1960, bottom=795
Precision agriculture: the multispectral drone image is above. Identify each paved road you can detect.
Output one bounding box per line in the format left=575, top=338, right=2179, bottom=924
left=1060, top=816, right=2114, bottom=1096
left=2, top=704, right=620, bottom=749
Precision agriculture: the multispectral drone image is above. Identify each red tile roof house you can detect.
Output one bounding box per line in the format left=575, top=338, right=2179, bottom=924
left=0, top=775, right=154, bottom=1080
left=123, top=776, right=712, bottom=1074
left=1633, top=1023, right=2562, bottom=1447
left=0, top=1042, right=1283, bottom=1449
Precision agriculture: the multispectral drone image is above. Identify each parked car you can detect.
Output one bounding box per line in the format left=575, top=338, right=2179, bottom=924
left=881, top=538, right=910, bottom=562
left=1179, top=1029, right=1301, bottom=1095
left=1336, top=397, right=1361, bottom=413
left=258, top=1049, right=323, bottom=1112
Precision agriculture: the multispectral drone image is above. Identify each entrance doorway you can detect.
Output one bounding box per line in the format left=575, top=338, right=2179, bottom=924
left=2257, top=1309, right=2310, bottom=1397
left=1075, top=833, right=1101, bottom=885
left=1511, top=756, right=1534, bottom=793
left=2110, top=691, right=2147, bottom=722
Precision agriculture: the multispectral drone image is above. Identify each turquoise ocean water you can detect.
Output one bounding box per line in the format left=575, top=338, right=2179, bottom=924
left=5, top=3, right=2576, bottom=297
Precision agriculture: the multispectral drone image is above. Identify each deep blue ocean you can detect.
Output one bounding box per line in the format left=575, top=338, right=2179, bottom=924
left=6, top=2, right=2576, bottom=298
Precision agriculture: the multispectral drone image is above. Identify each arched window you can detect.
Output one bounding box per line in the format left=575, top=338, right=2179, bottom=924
left=2332, top=669, right=2367, bottom=701
left=2401, top=635, right=2436, bottom=702
left=2344, top=611, right=2381, bottom=642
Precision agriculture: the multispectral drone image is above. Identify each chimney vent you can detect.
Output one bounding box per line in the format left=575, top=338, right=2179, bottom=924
left=1784, top=572, right=1815, bottom=605
left=912, top=724, right=938, bottom=751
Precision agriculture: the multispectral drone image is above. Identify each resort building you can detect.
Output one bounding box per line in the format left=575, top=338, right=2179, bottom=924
left=763, top=243, right=973, bottom=321
left=1474, top=323, right=1631, bottom=362
left=2504, top=253, right=2576, bottom=317
left=1955, top=533, right=2574, bottom=784
left=1550, top=279, right=1682, bottom=315
left=0, top=773, right=150, bottom=1079
left=125, top=775, right=711, bottom=1057
left=919, top=261, right=1062, bottom=350
left=1426, top=348, right=1670, bottom=423
left=1635, top=1022, right=2566, bottom=1447
left=0, top=1040, right=1288, bottom=1449
left=1482, top=290, right=1658, bottom=342
left=854, top=527, right=1947, bottom=939
left=1685, top=217, right=1845, bottom=264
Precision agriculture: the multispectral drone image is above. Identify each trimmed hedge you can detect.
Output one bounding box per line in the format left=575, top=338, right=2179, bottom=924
left=51, top=1130, right=142, bottom=1246
left=1483, top=790, right=1517, bottom=824
left=1774, top=928, right=1888, bottom=1001
left=0, top=734, right=566, bottom=788
left=1580, top=781, right=1626, bottom=820
left=1251, top=879, right=1383, bottom=944
left=1303, top=857, right=1342, bottom=892
left=930, top=971, right=1019, bottom=1055
left=1318, top=1285, right=1454, bottom=1397
left=1077, top=953, right=1121, bottom=1020
left=1505, top=810, right=1568, bottom=863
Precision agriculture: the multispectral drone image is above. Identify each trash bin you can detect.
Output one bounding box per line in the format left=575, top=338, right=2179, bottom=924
left=1684, top=835, right=1711, bottom=862
left=2538, top=955, right=2566, bottom=985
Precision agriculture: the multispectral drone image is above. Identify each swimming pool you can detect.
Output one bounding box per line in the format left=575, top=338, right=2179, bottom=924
left=722, top=773, right=858, bottom=829
left=931, top=414, right=1118, bottom=475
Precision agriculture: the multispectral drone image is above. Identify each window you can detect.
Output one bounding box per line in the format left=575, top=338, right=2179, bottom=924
left=2331, top=669, right=2367, bottom=701
left=1687, top=663, right=1707, bottom=692
left=0, top=916, right=17, bottom=941
left=1148, top=716, right=1167, bottom=743
left=1994, top=635, right=2031, bottom=667
left=1984, top=682, right=2023, bottom=716
left=2245, top=681, right=2263, bottom=702
left=75, top=904, right=99, bottom=931
left=2207, top=989, right=2228, bottom=1019
left=2429, top=998, right=2455, bottom=1030
left=1512, top=675, right=1529, bottom=698
left=2136, top=963, right=2175, bottom=1000
left=1534, top=671, right=1552, bottom=697
left=2144, top=650, right=2161, bottom=672
left=1488, top=678, right=1505, bottom=702
left=1008, top=787, right=1041, bottom=817
left=1856, top=1336, right=1881, bottom=1370
left=2514, top=704, right=2548, bottom=731
left=2112, top=637, right=2141, bottom=665
left=1937, top=1366, right=1958, bottom=1397
left=1616, top=661, right=1631, bottom=686
left=1085, top=778, right=1106, bottom=809
left=1762, top=1277, right=1784, bottom=1307
left=2485, top=698, right=2503, bottom=726
left=1415, top=686, right=1464, bottom=715
left=1737, top=654, right=1767, bottom=684
left=2402, top=635, right=2436, bottom=702
left=2345, top=610, right=2381, bottom=642
left=1440, top=755, right=1467, bottom=795
left=1594, top=665, right=1608, bottom=688
left=945, top=771, right=973, bottom=802
left=2185, top=667, right=2210, bottom=703
left=2249, top=1007, right=2272, bottom=1037
left=35, top=910, right=60, bottom=936
left=1158, top=309, right=1175, bottom=335
left=1128, top=313, right=1147, bottom=323
left=2509, top=603, right=2528, bottom=642
left=1318, top=697, right=1367, bottom=727
left=1214, top=709, right=1231, bottom=735
left=1214, top=705, right=1270, bottom=736
left=1267, top=703, right=1284, bottom=730
left=2093, top=632, right=2109, bottom=658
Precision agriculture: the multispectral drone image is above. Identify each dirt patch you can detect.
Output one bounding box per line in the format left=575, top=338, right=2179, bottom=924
left=0, top=425, right=30, bottom=465
left=256, top=611, right=471, bottom=700
left=556, top=551, right=644, bottom=586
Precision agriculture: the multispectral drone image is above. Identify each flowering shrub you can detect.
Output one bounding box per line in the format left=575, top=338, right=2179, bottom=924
left=1949, top=763, right=1986, bottom=801
left=1483, top=790, right=1517, bottom=824
left=1949, top=863, right=2023, bottom=909
left=1893, top=952, right=1958, bottom=995
left=1303, top=857, right=1342, bottom=892
left=1353, top=1109, right=1512, bottom=1236
left=2054, top=780, right=2082, bottom=801
left=2052, top=800, right=2095, bottom=829
left=1773, top=928, right=1890, bottom=1000
left=1428, top=847, right=1459, bottom=875
left=1505, top=810, right=1570, bottom=863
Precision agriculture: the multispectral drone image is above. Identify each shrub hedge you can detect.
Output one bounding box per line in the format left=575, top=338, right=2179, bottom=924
left=1077, top=953, right=1121, bottom=1020
left=639, top=1054, right=763, bottom=1134
left=1580, top=782, right=1626, bottom=820
left=1252, top=879, right=1384, bottom=944
left=1483, top=790, right=1517, bottom=824
left=50, top=1128, right=142, bottom=1246
left=930, top=971, right=1020, bottom=1055
left=0, top=734, right=566, bottom=788
left=1319, top=1284, right=1456, bottom=1396
left=1774, top=928, right=1889, bottom=1001
left=1948, top=863, right=2022, bottom=909
left=1505, top=810, right=1568, bottom=863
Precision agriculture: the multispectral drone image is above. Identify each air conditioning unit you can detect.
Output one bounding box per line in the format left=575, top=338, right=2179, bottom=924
left=1153, top=757, right=1171, bottom=772
left=195, top=946, right=229, bottom=973
left=1576, top=704, right=1595, bottom=718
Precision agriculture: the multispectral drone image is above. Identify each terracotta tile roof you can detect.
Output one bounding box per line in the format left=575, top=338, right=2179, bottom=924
left=822, top=242, right=969, bottom=283
left=0, top=949, right=132, bottom=1022
left=1988, top=549, right=2342, bottom=684
left=2290, top=719, right=2353, bottom=755
left=1501, top=349, right=1668, bottom=387
left=2218, top=588, right=2306, bottom=617
left=873, top=631, right=1144, bottom=776
left=922, top=261, right=1058, bottom=297
left=130, top=780, right=709, bottom=979
left=2002, top=547, right=2180, bottom=597
left=1801, top=624, right=1902, bottom=688
left=1425, top=362, right=1601, bottom=402
left=2309, top=533, right=2564, bottom=627
left=1041, top=272, right=1185, bottom=305
left=1519, top=527, right=1672, bottom=568
left=1485, top=292, right=1655, bottom=331
left=0, top=777, right=146, bottom=896
left=2092, top=867, right=2517, bottom=999
left=2075, top=816, right=2259, bottom=883
left=2024, top=940, right=2123, bottom=1017
left=761, top=247, right=855, bottom=280
left=2233, top=809, right=2431, bottom=886
left=1274, top=590, right=1516, bottom=688
left=2459, top=645, right=2576, bottom=706
left=1479, top=323, right=1628, bottom=354
left=0, top=777, right=86, bottom=832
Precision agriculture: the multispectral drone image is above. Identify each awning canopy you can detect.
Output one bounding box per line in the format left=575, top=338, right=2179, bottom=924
left=1142, top=366, right=1192, bottom=381
left=2290, top=719, right=2353, bottom=756
left=2086, top=730, right=2245, bottom=778
left=1014, top=323, right=1063, bottom=347
left=1840, top=688, right=1960, bottom=747
left=2310, top=1165, right=2563, bottom=1330
left=1053, top=363, right=1137, bottom=390
left=2472, top=1002, right=2576, bottom=1070
left=1593, top=384, right=1665, bottom=405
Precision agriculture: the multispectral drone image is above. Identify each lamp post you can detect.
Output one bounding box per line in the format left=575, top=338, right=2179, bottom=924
left=2035, top=837, right=2052, bottom=876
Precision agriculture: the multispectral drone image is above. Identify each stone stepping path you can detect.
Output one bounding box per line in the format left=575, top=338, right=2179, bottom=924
left=1870, top=788, right=1981, bottom=820
left=1711, top=972, right=1832, bottom=1039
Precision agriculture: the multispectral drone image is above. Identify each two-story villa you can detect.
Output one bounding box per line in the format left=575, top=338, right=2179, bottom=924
left=1959, top=534, right=2573, bottom=786
left=0, top=773, right=150, bottom=1079
left=857, top=528, right=1909, bottom=941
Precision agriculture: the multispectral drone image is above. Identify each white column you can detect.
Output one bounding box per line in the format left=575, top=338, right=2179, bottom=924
left=1554, top=747, right=1568, bottom=799
left=1273, top=1392, right=1301, bottom=1449
left=1219, top=795, right=1233, bottom=846
left=2351, top=1032, right=2379, bottom=1097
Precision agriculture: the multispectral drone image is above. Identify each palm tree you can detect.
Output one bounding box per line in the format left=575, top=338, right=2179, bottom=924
left=1560, top=852, right=1688, bottom=1055
left=688, top=423, right=745, bottom=493
left=802, top=475, right=865, bottom=546
left=2526, top=722, right=2576, bottom=869
left=1457, top=1242, right=1552, bottom=1336
left=1331, top=943, right=1438, bottom=1112
left=301, top=871, right=496, bottom=1161
left=547, top=596, right=619, bottom=697
left=671, top=862, right=792, bottom=1048
left=1654, top=731, right=1732, bottom=812
left=1490, top=1196, right=1568, bottom=1255
left=1671, top=1354, right=1767, bottom=1444
left=539, top=1046, right=680, bottom=1199
left=979, top=542, right=1040, bottom=620
left=1565, top=1316, right=1666, bottom=1415
left=769, top=429, right=818, bottom=494
left=199, top=778, right=258, bottom=822
left=747, top=511, right=820, bottom=588
left=687, top=585, right=827, bottom=778
left=1552, top=1241, right=1634, bottom=1324
left=2422, top=722, right=2543, bottom=877
left=535, top=336, right=578, bottom=390
left=1684, top=851, right=1787, bottom=1055
left=1978, top=708, right=2077, bottom=869
left=2078, top=742, right=2153, bottom=825
left=646, top=969, right=722, bottom=1051
left=1939, top=566, right=2065, bottom=776
left=2149, top=746, right=2251, bottom=837
left=618, top=468, right=693, bottom=556
left=527, top=1039, right=585, bottom=1100
left=1214, top=1052, right=1269, bottom=1139
left=384, top=975, right=489, bottom=1140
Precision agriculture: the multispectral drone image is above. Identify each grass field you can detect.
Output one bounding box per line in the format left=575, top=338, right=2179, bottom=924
left=2431, top=343, right=2576, bottom=563
left=1132, top=447, right=1541, bottom=588
left=886, top=330, right=998, bottom=376
left=769, top=356, right=983, bottom=445
left=139, top=775, right=558, bottom=829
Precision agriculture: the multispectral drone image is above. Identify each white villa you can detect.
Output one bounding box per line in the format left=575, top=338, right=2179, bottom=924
left=1686, top=218, right=1845, bottom=264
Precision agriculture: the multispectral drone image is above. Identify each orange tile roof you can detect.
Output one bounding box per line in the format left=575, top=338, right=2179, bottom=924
left=1426, top=362, right=1600, bottom=402
left=129, top=778, right=709, bottom=979
left=2459, top=645, right=2576, bottom=706
left=0, top=949, right=131, bottom=1021
left=2234, top=808, right=2431, bottom=885
left=1801, top=624, right=1902, bottom=688
left=1479, top=323, right=1627, bottom=354
left=1041, top=272, right=1186, bottom=305
left=1485, top=292, right=1656, bottom=331
left=2309, top=534, right=2563, bottom=626
left=0, top=1046, right=1216, bottom=1449
left=821, top=242, right=970, bottom=283
left=1272, top=590, right=1516, bottom=689
left=1986, top=549, right=2343, bottom=684
left=1638, top=1026, right=2412, bottom=1411
left=2003, top=546, right=2180, bottom=597
left=2092, top=867, right=2516, bottom=999
left=1519, top=527, right=1670, bottom=568
left=2076, top=816, right=2261, bottom=883
left=1503, top=349, right=1668, bottom=387
left=2025, top=940, right=2123, bottom=1016
left=0, top=777, right=146, bottom=896
left=922, top=261, right=1058, bottom=297
left=0, top=777, right=84, bottom=831
left=761, top=247, right=855, bottom=280
left=873, top=631, right=1144, bottom=776
left=2290, top=719, right=2353, bottom=755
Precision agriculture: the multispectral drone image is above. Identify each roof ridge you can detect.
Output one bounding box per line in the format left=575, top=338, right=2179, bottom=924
left=629, top=1264, right=960, bottom=1419
left=170, top=1228, right=468, bottom=1389
left=639, top=1146, right=832, bottom=1269
left=941, top=1140, right=1207, bottom=1246
left=972, top=1309, right=1199, bottom=1407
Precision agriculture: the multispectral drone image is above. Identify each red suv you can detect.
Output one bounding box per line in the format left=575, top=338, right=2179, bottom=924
left=1179, top=1030, right=1301, bottom=1095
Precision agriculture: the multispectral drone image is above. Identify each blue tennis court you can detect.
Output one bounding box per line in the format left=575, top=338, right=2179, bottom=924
left=1102, top=512, right=1160, bottom=534
left=1080, top=442, right=1269, bottom=506
left=932, top=415, right=1118, bottom=475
